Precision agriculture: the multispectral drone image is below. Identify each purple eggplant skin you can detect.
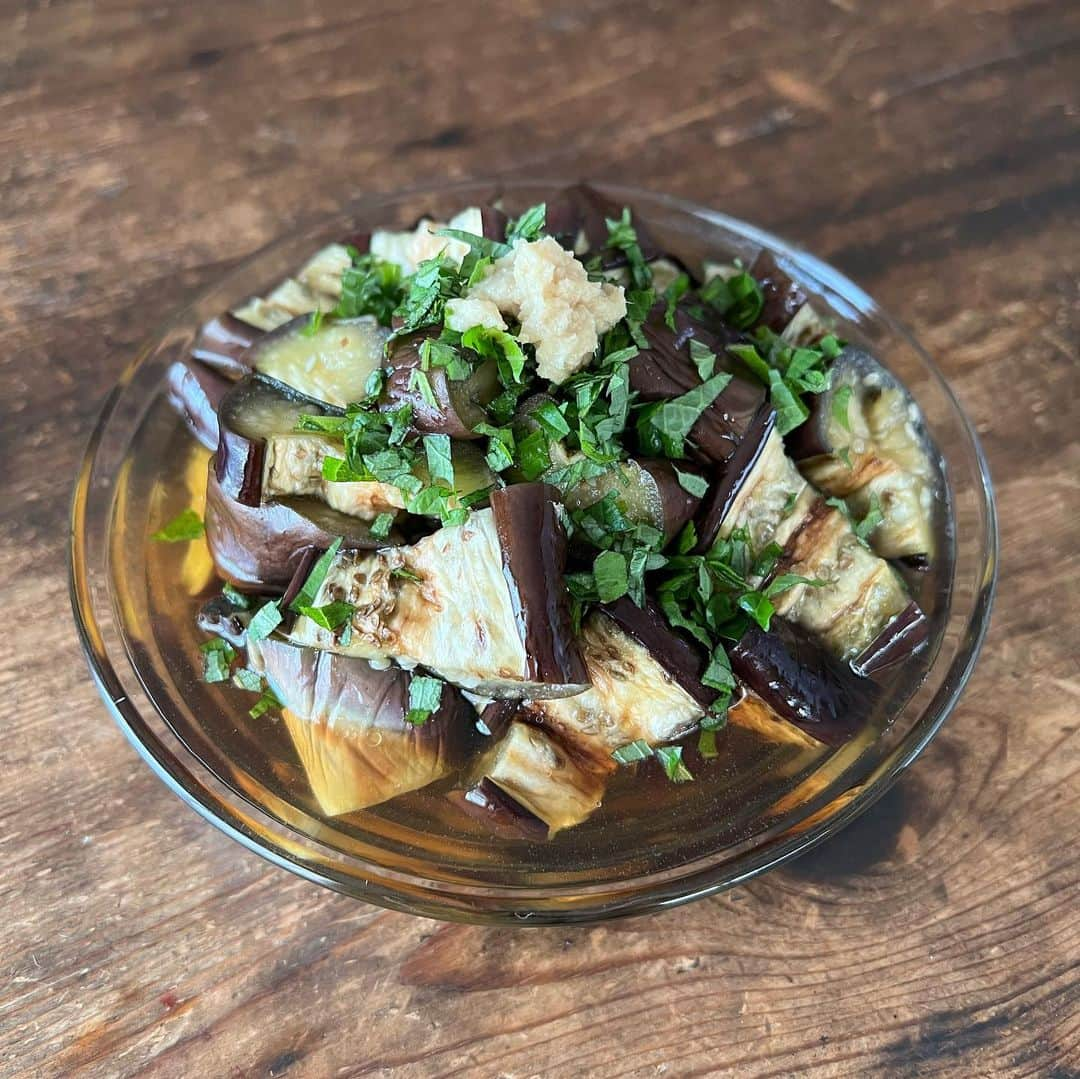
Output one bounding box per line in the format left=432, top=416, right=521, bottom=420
left=379, top=330, right=499, bottom=439
left=214, top=375, right=333, bottom=506
left=480, top=204, right=510, bottom=241
left=191, top=313, right=262, bottom=379
left=693, top=404, right=778, bottom=554
left=600, top=597, right=716, bottom=711
left=166, top=360, right=232, bottom=451
left=635, top=459, right=703, bottom=543
left=204, top=464, right=394, bottom=592
left=633, top=304, right=765, bottom=465
left=490, top=483, right=589, bottom=689
left=729, top=620, right=878, bottom=747
left=448, top=778, right=549, bottom=841
left=749, top=251, right=807, bottom=334
left=339, top=230, right=371, bottom=253
left=477, top=699, right=520, bottom=739
left=544, top=183, right=662, bottom=266
left=852, top=601, right=930, bottom=677
left=247, top=635, right=471, bottom=772
left=197, top=594, right=251, bottom=648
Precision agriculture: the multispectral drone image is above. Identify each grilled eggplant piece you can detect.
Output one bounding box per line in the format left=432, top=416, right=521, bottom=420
left=448, top=776, right=550, bottom=841
left=471, top=720, right=606, bottom=835
left=215, top=375, right=403, bottom=518
left=216, top=375, right=493, bottom=518
left=852, top=600, right=930, bottom=676
left=290, top=495, right=589, bottom=698
left=166, top=360, right=232, bottom=451
left=633, top=305, right=765, bottom=465
left=191, top=314, right=262, bottom=379
left=750, top=252, right=807, bottom=334
left=599, top=598, right=715, bottom=710
left=730, top=620, right=878, bottom=746
left=564, top=458, right=703, bottom=543
left=545, top=183, right=662, bottom=266
left=787, top=347, right=938, bottom=560
left=247, top=637, right=470, bottom=815
left=696, top=422, right=812, bottom=555
left=204, top=465, right=397, bottom=592
left=247, top=315, right=389, bottom=407
left=521, top=610, right=707, bottom=770
left=232, top=243, right=354, bottom=332
left=380, top=329, right=500, bottom=438
left=770, top=502, right=911, bottom=659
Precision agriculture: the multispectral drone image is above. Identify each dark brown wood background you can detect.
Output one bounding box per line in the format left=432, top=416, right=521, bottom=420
left=2, top=0, right=1078, bottom=1075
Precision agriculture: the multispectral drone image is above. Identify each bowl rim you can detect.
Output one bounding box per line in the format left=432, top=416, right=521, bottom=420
left=69, top=178, right=998, bottom=924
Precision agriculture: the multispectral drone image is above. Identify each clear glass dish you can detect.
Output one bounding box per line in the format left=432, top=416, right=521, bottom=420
left=69, top=180, right=997, bottom=924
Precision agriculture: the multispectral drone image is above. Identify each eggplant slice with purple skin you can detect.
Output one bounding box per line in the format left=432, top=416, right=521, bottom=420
left=729, top=620, right=878, bottom=747
left=380, top=329, right=500, bottom=439
left=564, top=457, right=703, bottom=544
left=191, top=314, right=263, bottom=380
left=289, top=485, right=589, bottom=698
left=246, top=636, right=471, bottom=815
left=447, top=776, right=550, bottom=841
left=633, top=304, right=765, bottom=465
left=245, top=314, right=389, bottom=408
left=786, top=346, right=939, bottom=560
left=203, top=463, right=398, bottom=593
left=166, top=359, right=233, bottom=451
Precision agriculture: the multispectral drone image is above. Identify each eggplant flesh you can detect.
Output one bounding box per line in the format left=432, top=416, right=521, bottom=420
left=787, top=347, right=938, bottom=560
left=730, top=620, right=877, bottom=747
left=289, top=507, right=589, bottom=699
left=231, top=243, right=353, bottom=332
left=563, top=458, right=702, bottom=543
left=472, top=720, right=606, bottom=835
left=522, top=610, right=705, bottom=771
left=204, top=464, right=398, bottom=592
left=247, top=637, right=469, bottom=815
left=248, top=315, right=389, bottom=408
left=769, top=502, right=911, bottom=659
left=380, top=331, right=500, bottom=438
left=166, top=360, right=232, bottom=451
left=633, top=305, right=765, bottom=465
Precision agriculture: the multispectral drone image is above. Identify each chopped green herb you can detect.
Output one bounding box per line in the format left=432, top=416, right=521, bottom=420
left=516, top=429, right=552, bottom=481
left=782, top=490, right=800, bottom=515
left=604, top=208, right=652, bottom=291
left=768, top=368, right=809, bottom=435
left=506, top=202, right=547, bottom=244
left=697, top=728, right=719, bottom=759
left=248, top=687, right=281, bottom=719
left=462, top=324, right=527, bottom=385
left=289, top=538, right=343, bottom=613
left=151, top=509, right=204, bottom=543
left=420, top=336, right=472, bottom=381
left=394, top=254, right=462, bottom=335
left=300, top=309, right=325, bottom=337
left=231, top=667, right=264, bottom=693
left=221, top=582, right=250, bottom=609
left=368, top=513, right=394, bottom=541
left=673, top=467, right=709, bottom=498
left=700, top=270, right=764, bottom=329
left=855, top=492, right=884, bottom=544
left=390, top=565, right=423, bottom=582
left=636, top=371, right=732, bottom=458
left=423, top=433, right=455, bottom=489
left=689, top=338, right=717, bottom=381
left=295, top=600, right=355, bottom=631
left=832, top=384, right=854, bottom=433
left=246, top=600, right=283, bottom=642
left=405, top=675, right=444, bottom=725
left=663, top=273, right=691, bottom=330
left=409, top=365, right=438, bottom=409
left=655, top=745, right=693, bottom=783
left=200, top=638, right=236, bottom=683
left=334, top=251, right=405, bottom=326
left=612, top=738, right=652, bottom=765
left=593, top=550, right=629, bottom=603
left=737, top=590, right=775, bottom=631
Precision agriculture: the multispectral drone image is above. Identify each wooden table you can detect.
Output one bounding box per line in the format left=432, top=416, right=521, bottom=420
left=3, top=1, right=1077, bottom=1074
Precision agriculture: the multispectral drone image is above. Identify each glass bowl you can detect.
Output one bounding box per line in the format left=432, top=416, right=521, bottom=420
left=69, top=180, right=997, bottom=924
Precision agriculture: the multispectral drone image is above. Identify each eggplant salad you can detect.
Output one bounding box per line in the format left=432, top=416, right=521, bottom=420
left=160, top=184, right=942, bottom=839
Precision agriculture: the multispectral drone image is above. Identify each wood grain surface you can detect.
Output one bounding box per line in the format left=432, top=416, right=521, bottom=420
left=2, top=0, right=1078, bottom=1075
